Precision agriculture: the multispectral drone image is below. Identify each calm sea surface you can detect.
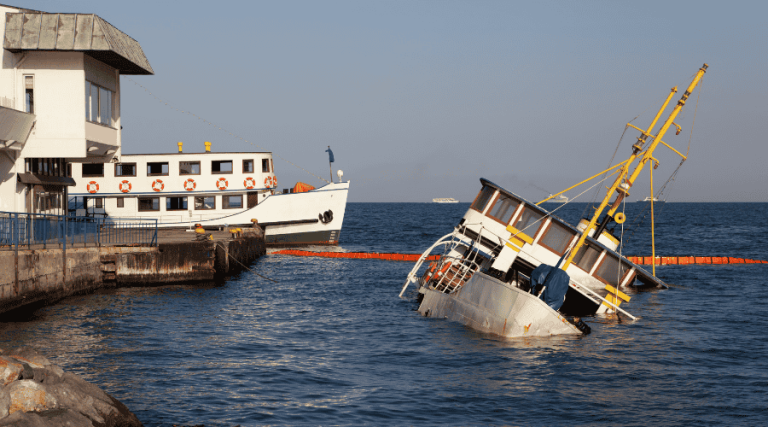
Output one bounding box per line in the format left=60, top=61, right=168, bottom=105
left=1, top=202, right=767, bottom=426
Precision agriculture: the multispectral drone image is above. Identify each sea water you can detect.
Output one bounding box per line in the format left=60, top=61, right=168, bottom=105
left=0, top=202, right=767, bottom=426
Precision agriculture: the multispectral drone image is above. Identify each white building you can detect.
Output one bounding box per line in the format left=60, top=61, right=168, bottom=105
left=0, top=4, right=152, bottom=216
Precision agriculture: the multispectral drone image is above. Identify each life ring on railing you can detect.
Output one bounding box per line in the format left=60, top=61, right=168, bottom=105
left=119, top=180, right=132, bottom=193
left=264, top=176, right=274, bottom=188
left=615, top=212, right=626, bottom=224
left=184, top=179, right=196, bottom=191
left=273, top=176, right=278, bottom=188
left=216, top=177, right=229, bottom=190
left=244, top=177, right=256, bottom=189
left=151, top=179, right=164, bottom=192
left=87, top=181, right=99, bottom=194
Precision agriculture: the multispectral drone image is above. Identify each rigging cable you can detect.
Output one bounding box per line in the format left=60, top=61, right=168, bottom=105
left=124, top=77, right=330, bottom=184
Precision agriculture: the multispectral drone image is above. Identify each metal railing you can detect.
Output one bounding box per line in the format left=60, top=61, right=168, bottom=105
left=0, top=212, right=157, bottom=250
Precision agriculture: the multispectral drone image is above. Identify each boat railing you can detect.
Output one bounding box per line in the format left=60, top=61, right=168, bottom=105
left=0, top=212, right=158, bottom=250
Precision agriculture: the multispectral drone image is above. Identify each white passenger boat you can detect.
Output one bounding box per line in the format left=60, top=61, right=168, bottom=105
left=69, top=144, right=349, bottom=246
left=642, top=196, right=659, bottom=202
left=433, top=198, right=459, bottom=203
left=400, top=64, right=708, bottom=337
left=544, top=194, right=569, bottom=203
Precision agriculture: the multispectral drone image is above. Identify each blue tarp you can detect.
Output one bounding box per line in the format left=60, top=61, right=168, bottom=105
left=530, top=264, right=570, bottom=311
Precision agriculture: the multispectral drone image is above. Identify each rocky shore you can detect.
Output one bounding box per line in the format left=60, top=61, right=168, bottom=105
left=0, top=347, right=140, bottom=427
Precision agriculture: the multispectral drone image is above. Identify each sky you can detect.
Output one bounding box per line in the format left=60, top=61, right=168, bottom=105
left=22, top=0, right=768, bottom=202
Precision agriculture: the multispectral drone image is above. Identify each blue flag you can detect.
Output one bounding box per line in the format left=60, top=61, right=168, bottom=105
left=326, top=147, right=335, bottom=163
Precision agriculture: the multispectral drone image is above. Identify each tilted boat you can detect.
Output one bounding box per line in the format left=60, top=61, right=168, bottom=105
left=400, top=64, right=708, bottom=337
left=68, top=144, right=349, bottom=246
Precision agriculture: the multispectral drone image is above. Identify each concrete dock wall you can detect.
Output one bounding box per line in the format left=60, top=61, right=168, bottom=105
left=0, top=233, right=265, bottom=315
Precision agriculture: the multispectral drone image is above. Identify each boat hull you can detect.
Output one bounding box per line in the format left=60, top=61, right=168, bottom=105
left=418, top=272, right=581, bottom=338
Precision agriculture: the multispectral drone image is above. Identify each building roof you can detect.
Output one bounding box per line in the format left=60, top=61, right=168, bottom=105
left=3, top=12, right=153, bottom=75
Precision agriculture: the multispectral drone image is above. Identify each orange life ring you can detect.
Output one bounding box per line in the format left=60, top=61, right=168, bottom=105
left=119, top=180, right=132, bottom=193
left=151, top=179, right=164, bottom=192
left=273, top=176, right=278, bottom=188
left=184, top=178, right=196, bottom=191
left=244, top=177, right=256, bottom=189
left=87, top=181, right=99, bottom=194
left=216, top=177, right=229, bottom=190
left=264, top=176, right=273, bottom=188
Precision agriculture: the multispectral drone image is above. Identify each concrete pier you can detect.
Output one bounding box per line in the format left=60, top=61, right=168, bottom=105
left=0, top=228, right=266, bottom=315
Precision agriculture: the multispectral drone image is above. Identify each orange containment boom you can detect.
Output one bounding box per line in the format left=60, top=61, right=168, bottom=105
left=272, top=249, right=439, bottom=262
left=626, top=256, right=768, bottom=265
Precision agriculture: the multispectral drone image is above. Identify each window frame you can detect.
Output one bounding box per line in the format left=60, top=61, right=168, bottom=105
left=194, top=195, right=216, bottom=210
left=166, top=196, right=188, bottom=211
left=81, top=163, right=105, bottom=178
left=537, top=220, right=577, bottom=256
left=592, top=253, right=632, bottom=288
left=486, top=192, right=520, bottom=225
left=243, top=159, right=254, bottom=174
left=138, top=197, right=160, bottom=212
left=147, top=162, right=169, bottom=177
left=571, top=243, right=603, bottom=274
left=116, top=197, right=125, bottom=208
left=261, top=159, right=270, bottom=173
left=179, top=161, right=201, bottom=176
left=85, top=80, right=115, bottom=128
left=114, top=162, right=137, bottom=177
left=222, top=194, right=243, bottom=209
left=212, top=160, right=233, bottom=175
left=470, top=186, right=496, bottom=214
left=24, top=75, right=34, bottom=114
left=510, top=206, right=545, bottom=239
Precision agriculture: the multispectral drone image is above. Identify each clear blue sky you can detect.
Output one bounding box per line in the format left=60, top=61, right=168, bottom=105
left=22, top=0, right=768, bottom=202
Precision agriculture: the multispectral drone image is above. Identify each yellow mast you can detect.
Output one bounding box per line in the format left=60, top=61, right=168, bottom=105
left=562, top=64, right=707, bottom=270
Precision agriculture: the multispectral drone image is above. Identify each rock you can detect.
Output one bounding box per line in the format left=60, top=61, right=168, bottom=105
left=0, top=348, right=142, bottom=427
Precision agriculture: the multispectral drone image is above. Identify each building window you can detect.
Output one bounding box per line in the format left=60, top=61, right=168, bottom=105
left=85, top=81, right=114, bottom=127
left=180, top=161, right=200, bottom=175
left=261, top=159, right=271, bottom=173
left=82, top=163, right=104, bottom=177
left=166, top=196, right=188, bottom=211
left=147, top=162, right=169, bottom=176
left=24, top=75, right=34, bottom=114
left=138, top=197, right=160, bottom=211
left=212, top=160, right=232, bottom=174
left=243, top=159, right=254, bottom=173
left=194, top=196, right=215, bottom=210
left=222, top=195, right=243, bottom=209
left=116, top=197, right=124, bottom=208
left=115, top=163, right=136, bottom=177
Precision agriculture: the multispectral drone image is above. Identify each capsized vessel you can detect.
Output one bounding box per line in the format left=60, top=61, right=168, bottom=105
left=400, top=64, right=708, bottom=337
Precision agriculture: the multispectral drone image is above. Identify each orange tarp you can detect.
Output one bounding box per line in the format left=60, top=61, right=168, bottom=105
left=293, top=182, right=316, bottom=193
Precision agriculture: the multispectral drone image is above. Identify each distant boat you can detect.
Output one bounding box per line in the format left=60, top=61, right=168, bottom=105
left=545, top=194, right=569, bottom=203
left=433, top=198, right=459, bottom=203
left=642, top=196, right=659, bottom=202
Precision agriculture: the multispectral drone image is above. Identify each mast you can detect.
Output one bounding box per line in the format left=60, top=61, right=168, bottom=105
left=562, top=64, right=707, bottom=270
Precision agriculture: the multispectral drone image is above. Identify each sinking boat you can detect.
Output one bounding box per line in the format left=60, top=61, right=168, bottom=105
left=400, top=64, right=708, bottom=337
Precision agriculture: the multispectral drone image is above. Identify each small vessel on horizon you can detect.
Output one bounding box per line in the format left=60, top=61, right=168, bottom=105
left=433, top=198, right=459, bottom=203
left=400, top=64, right=708, bottom=338
left=544, top=194, right=569, bottom=203
left=642, top=196, right=659, bottom=202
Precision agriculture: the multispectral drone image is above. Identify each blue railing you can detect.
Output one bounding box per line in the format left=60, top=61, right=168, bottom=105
left=0, top=212, right=158, bottom=250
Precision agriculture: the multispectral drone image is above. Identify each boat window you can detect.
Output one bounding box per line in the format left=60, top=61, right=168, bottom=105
left=512, top=207, right=545, bottom=237
left=82, top=163, right=104, bottom=177
left=262, top=159, right=271, bottom=173
left=212, top=160, right=233, bottom=174
left=223, top=195, right=243, bottom=209
left=180, top=161, right=200, bottom=175
left=594, top=254, right=629, bottom=287
left=166, top=196, right=188, bottom=211
left=138, top=197, right=159, bottom=211
left=94, top=198, right=103, bottom=209
left=147, top=162, right=169, bottom=176
left=539, top=221, right=577, bottom=255
left=243, top=160, right=254, bottom=173
left=572, top=244, right=601, bottom=273
left=487, top=193, right=519, bottom=224
left=471, top=186, right=495, bottom=213
left=194, top=196, right=216, bottom=210
left=116, top=197, right=124, bottom=208
left=115, top=163, right=136, bottom=177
